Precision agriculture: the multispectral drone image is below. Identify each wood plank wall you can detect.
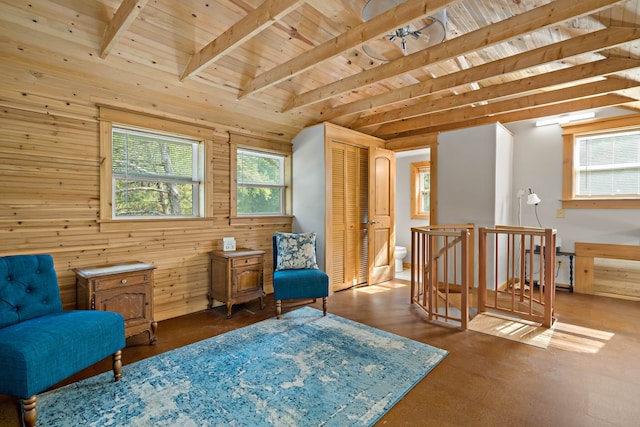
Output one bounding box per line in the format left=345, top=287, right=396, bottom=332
left=0, top=105, right=292, bottom=321
left=575, top=242, right=640, bottom=301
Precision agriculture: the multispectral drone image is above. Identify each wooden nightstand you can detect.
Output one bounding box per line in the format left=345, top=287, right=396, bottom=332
left=209, top=248, right=265, bottom=318
left=74, top=262, right=158, bottom=344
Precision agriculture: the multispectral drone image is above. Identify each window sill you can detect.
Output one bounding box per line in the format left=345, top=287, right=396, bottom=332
left=230, top=215, right=293, bottom=226
left=99, top=215, right=294, bottom=231
left=99, top=217, right=220, bottom=232
left=562, top=198, right=640, bottom=209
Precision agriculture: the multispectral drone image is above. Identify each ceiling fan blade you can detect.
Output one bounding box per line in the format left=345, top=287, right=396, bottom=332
left=361, top=3, right=447, bottom=62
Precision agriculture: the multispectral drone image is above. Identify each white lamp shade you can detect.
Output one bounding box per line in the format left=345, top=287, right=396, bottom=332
left=527, top=192, right=541, bottom=205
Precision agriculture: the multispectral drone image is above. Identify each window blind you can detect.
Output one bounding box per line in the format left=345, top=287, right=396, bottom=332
left=576, top=131, right=640, bottom=196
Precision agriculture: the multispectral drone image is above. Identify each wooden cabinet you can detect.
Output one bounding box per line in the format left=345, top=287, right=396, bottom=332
left=75, top=262, right=157, bottom=344
left=209, top=249, right=265, bottom=318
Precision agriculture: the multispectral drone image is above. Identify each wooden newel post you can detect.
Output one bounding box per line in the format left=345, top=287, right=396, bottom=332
left=477, top=227, right=487, bottom=313
left=543, top=227, right=556, bottom=327
left=460, top=229, right=470, bottom=330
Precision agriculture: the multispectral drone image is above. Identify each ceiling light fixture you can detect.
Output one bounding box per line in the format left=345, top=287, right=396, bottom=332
left=535, top=112, right=595, bottom=127
left=361, top=0, right=446, bottom=62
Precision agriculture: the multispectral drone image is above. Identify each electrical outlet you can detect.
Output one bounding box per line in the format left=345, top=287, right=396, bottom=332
left=556, top=208, right=565, bottom=218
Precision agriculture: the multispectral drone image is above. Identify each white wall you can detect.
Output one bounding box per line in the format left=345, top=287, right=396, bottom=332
left=506, top=107, right=640, bottom=283
left=292, top=124, right=327, bottom=270
left=438, top=123, right=513, bottom=227
left=395, top=149, right=430, bottom=264
left=506, top=107, right=640, bottom=250
left=437, top=123, right=514, bottom=288
left=495, top=124, right=514, bottom=226
left=295, top=108, right=640, bottom=282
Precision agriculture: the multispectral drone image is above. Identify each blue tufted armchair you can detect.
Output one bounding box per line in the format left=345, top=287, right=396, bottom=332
left=272, top=232, right=329, bottom=319
left=0, top=254, right=125, bottom=427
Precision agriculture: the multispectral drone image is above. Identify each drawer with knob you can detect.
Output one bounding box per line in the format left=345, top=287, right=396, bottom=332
left=94, top=271, right=151, bottom=291
left=231, top=256, right=262, bottom=268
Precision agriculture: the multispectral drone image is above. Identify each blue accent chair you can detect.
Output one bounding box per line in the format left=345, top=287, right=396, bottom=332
left=272, top=235, right=329, bottom=319
left=0, top=254, right=125, bottom=427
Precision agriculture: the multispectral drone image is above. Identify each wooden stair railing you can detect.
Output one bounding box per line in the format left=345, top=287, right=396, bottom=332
left=410, top=224, right=473, bottom=330
left=410, top=225, right=557, bottom=330
left=478, top=226, right=556, bottom=327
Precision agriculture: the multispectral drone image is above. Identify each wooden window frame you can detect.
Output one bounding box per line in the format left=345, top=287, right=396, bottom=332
left=229, top=133, right=292, bottom=226
left=111, top=126, right=202, bottom=219
left=99, top=107, right=214, bottom=231
left=235, top=148, right=287, bottom=216
left=562, top=113, right=640, bottom=209
left=411, top=161, right=430, bottom=220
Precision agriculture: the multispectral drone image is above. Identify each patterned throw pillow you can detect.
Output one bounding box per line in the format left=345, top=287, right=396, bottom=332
left=275, top=232, right=319, bottom=271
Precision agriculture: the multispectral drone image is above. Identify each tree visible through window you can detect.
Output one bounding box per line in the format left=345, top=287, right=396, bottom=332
left=236, top=149, right=285, bottom=215
left=112, top=128, right=201, bottom=218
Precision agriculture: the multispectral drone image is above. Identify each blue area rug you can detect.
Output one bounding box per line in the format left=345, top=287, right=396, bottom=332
left=38, top=307, right=447, bottom=426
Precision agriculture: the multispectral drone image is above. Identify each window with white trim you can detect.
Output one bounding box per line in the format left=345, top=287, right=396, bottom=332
left=112, top=127, right=203, bottom=218
left=562, top=114, right=640, bottom=209
left=236, top=149, right=286, bottom=215
left=575, top=131, right=640, bottom=197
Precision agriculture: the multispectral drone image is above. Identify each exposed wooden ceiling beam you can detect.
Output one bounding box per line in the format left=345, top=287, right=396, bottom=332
left=238, top=0, right=457, bottom=99
left=355, top=57, right=640, bottom=129
left=373, top=77, right=640, bottom=137
left=283, top=0, right=626, bottom=112
left=99, top=0, right=149, bottom=59
left=321, top=26, right=640, bottom=122
left=385, top=133, right=438, bottom=152
left=180, top=0, right=306, bottom=81
left=378, top=93, right=638, bottom=139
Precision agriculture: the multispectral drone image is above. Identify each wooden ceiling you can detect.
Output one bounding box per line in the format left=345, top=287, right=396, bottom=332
left=3, top=0, right=640, bottom=146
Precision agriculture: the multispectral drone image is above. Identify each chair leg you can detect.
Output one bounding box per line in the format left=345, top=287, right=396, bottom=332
left=22, top=395, right=37, bottom=427
left=113, top=350, right=122, bottom=381
left=322, top=297, right=327, bottom=316
left=276, top=300, right=282, bottom=319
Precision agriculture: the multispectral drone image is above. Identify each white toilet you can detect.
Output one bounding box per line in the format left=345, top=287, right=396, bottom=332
left=394, top=246, right=407, bottom=273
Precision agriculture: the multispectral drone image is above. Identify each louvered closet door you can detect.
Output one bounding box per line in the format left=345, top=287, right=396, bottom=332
left=357, top=150, right=369, bottom=285
left=330, top=142, right=368, bottom=292
left=331, top=143, right=346, bottom=291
